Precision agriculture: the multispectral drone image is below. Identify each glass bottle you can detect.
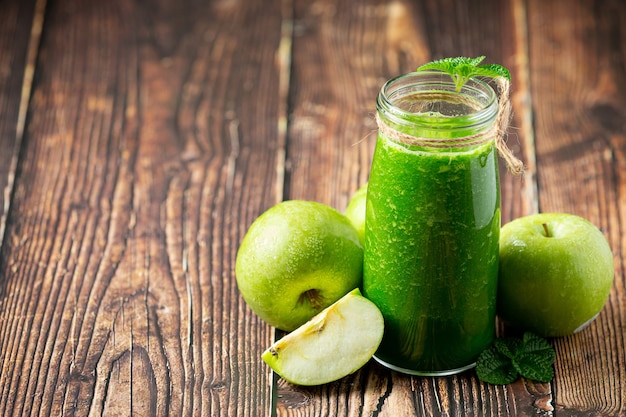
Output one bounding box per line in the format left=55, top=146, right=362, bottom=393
left=363, top=71, right=500, bottom=376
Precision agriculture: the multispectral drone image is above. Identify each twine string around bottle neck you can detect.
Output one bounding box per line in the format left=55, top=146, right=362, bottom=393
left=375, top=77, right=524, bottom=175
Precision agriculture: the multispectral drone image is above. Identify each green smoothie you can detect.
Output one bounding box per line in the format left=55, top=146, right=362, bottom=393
left=363, top=72, right=500, bottom=375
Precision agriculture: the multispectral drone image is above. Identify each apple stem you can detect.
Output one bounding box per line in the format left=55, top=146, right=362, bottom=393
left=542, top=223, right=552, bottom=238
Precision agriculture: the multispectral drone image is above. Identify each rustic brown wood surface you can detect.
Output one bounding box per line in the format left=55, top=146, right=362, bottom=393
left=0, top=0, right=623, bottom=416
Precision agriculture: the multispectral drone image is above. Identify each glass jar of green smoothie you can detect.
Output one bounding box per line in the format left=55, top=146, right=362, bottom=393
left=363, top=71, right=500, bottom=376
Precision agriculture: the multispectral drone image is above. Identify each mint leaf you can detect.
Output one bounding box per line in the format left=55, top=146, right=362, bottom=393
left=418, top=56, right=486, bottom=72
left=493, top=337, right=521, bottom=360
left=473, top=64, right=511, bottom=80
left=417, top=56, right=510, bottom=91
left=514, top=333, right=556, bottom=382
left=476, top=345, right=519, bottom=385
left=476, top=332, right=555, bottom=385
left=515, top=352, right=555, bottom=382
left=521, top=331, right=555, bottom=355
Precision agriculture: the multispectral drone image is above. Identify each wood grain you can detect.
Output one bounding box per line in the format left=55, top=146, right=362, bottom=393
left=0, top=0, right=624, bottom=415
left=528, top=0, right=626, bottom=415
left=286, top=0, right=392, bottom=207
left=0, top=0, right=39, bottom=245
left=0, top=0, right=285, bottom=415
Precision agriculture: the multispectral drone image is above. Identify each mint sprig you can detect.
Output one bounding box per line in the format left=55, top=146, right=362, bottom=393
left=417, top=56, right=511, bottom=91
left=476, top=332, right=556, bottom=385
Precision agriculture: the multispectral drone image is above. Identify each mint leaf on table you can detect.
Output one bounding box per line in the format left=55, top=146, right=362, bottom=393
left=514, top=332, right=556, bottom=382
left=476, top=332, right=556, bottom=385
left=417, top=56, right=511, bottom=91
left=476, top=345, right=519, bottom=385
left=493, top=337, right=521, bottom=360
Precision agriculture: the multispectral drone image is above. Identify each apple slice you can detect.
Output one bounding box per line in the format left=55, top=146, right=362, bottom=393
left=262, top=288, right=384, bottom=386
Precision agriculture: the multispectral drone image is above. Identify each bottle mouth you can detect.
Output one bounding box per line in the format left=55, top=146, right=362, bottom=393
left=376, top=71, right=498, bottom=134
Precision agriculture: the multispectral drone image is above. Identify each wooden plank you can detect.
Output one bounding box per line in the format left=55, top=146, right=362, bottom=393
left=0, top=0, right=40, bottom=245
left=0, top=0, right=285, bottom=415
left=284, top=0, right=398, bottom=206
left=277, top=0, right=543, bottom=416
left=527, top=0, right=626, bottom=415
left=501, top=0, right=539, bottom=221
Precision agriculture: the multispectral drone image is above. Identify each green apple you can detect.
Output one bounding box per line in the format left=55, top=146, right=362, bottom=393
left=344, top=183, right=367, bottom=244
left=498, top=213, right=614, bottom=337
left=235, top=200, right=363, bottom=331
left=262, top=288, right=384, bottom=386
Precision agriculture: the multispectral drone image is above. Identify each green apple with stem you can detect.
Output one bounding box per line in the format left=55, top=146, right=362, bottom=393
left=236, top=200, right=363, bottom=331
left=262, top=288, right=384, bottom=386
left=497, top=213, right=614, bottom=337
left=344, top=183, right=368, bottom=245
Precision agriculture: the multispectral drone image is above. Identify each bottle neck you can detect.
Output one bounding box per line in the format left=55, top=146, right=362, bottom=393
left=376, top=71, right=498, bottom=150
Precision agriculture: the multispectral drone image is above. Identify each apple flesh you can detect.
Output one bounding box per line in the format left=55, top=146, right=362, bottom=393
left=262, top=288, right=384, bottom=386
left=236, top=200, right=363, bottom=331
left=497, top=213, right=614, bottom=337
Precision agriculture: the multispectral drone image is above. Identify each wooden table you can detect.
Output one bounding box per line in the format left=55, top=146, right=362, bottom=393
left=1, top=0, right=624, bottom=415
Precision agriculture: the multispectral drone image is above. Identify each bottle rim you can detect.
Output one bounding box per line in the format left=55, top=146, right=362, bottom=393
left=376, top=71, right=498, bottom=132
